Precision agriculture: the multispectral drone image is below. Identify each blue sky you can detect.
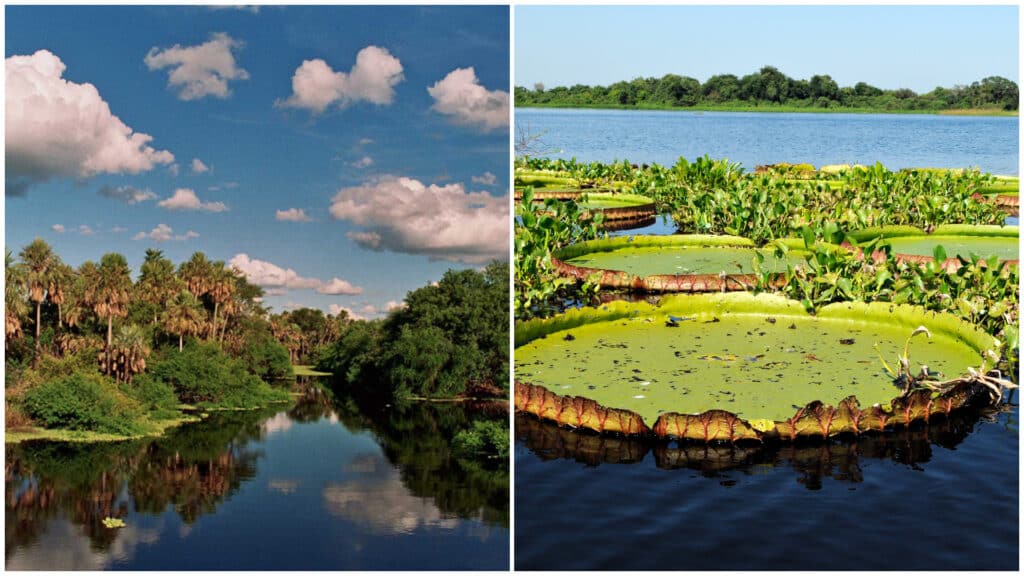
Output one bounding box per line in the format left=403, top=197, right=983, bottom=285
left=516, top=5, right=1019, bottom=93
left=6, top=5, right=510, bottom=319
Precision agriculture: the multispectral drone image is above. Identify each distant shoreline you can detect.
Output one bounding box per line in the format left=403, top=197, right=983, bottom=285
left=516, top=103, right=1019, bottom=117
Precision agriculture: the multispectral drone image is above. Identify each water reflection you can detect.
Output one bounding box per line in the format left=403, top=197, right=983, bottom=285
left=6, top=385, right=509, bottom=569
left=516, top=405, right=1014, bottom=490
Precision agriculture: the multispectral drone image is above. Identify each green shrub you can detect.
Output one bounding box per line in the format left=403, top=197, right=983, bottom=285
left=239, top=336, right=294, bottom=382
left=147, top=342, right=290, bottom=409
left=36, top=346, right=101, bottom=380
left=122, top=373, right=179, bottom=419
left=22, top=372, right=145, bottom=435
left=452, top=419, right=509, bottom=460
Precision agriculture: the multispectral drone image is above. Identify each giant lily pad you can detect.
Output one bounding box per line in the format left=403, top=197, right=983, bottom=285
left=552, top=235, right=811, bottom=292
left=848, top=224, right=1019, bottom=267
left=514, top=293, right=1001, bottom=441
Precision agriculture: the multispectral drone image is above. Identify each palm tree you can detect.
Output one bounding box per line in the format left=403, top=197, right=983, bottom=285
left=207, top=262, right=237, bottom=343
left=47, top=262, right=74, bottom=330
left=271, top=315, right=301, bottom=364
left=18, top=239, right=59, bottom=361
left=5, top=250, right=27, bottom=347
left=179, top=252, right=214, bottom=300
left=137, top=249, right=183, bottom=326
left=87, top=253, right=132, bottom=348
left=100, top=324, right=150, bottom=384
left=163, top=291, right=205, bottom=351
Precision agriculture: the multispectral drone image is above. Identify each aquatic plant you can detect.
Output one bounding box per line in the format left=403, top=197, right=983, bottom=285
left=102, top=517, right=126, bottom=529
left=514, top=187, right=604, bottom=319
left=514, top=293, right=1006, bottom=441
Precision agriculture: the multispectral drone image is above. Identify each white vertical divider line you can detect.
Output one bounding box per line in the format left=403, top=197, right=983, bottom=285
left=507, top=3, right=517, bottom=573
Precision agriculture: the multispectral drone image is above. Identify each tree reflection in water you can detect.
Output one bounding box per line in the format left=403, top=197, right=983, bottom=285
left=516, top=404, right=1013, bottom=490
left=6, top=383, right=509, bottom=566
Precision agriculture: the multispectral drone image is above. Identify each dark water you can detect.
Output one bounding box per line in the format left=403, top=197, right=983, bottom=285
left=5, top=385, right=509, bottom=570
left=515, top=402, right=1018, bottom=571
left=517, top=108, right=1020, bottom=175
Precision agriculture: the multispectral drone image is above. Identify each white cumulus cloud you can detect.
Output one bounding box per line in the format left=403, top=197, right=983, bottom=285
left=229, top=253, right=321, bottom=290
left=329, top=176, right=509, bottom=264
left=277, top=46, right=403, bottom=113
left=132, top=223, right=199, bottom=242
left=275, top=208, right=311, bottom=222
left=6, top=50, right=174, bottom=196
left=158, top=188, right=228, bottom=212
left=51, top=224, right=65, bottom=233
left=427, top=67, right=509, bottom=132
left=145, top=32, right=249, bottom=100
left=98, top=185, right=157, bottom=204
left=385, top=300, right=406, bottom=312
left=317, top=278, right=363, bottom=295
left=191, top=158, right=210, bottom=173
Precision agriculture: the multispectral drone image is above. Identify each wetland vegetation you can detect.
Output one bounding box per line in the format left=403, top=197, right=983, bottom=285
left=5, top=242, right=509, bottom=461
left=513, top=156, right=1019, bottom=439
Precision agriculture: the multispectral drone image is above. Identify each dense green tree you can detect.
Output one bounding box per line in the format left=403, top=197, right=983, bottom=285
left=702, top=74, right=741, bottom=103
left=808, top=74, right=840, bottom=101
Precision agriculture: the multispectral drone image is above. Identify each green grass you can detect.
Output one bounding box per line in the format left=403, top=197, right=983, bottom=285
left=293, top=365, right=331, bottom=377
left=5, top=414, right=199, bottom=444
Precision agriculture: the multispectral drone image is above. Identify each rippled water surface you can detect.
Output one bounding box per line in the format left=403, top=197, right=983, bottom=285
left=6, top=386, right=509, bottom=570
left=517, top=108, right=1019, bottom=175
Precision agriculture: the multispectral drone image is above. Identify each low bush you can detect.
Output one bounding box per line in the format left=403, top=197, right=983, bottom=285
left=22, top=372, right=145, bottom=435
left=239, top=336, right=294, bottom=382
left=452, top=419, right=509, bottom=460
left=121, top=373, right=179, bottom=420
left=147, top=342, right=291, bottom=409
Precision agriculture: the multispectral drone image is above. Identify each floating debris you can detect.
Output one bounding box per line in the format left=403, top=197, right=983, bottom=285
left=102, top=517, right=126, bottom=529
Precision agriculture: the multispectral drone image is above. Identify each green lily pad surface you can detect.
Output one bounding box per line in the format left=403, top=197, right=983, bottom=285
left=886, top=235, right=1019, bottom=260
left=581, top=194, right=654, bottom=210
left=563, top=245, right=806, bottom=276
left=515, top=295, right=986, bottom=425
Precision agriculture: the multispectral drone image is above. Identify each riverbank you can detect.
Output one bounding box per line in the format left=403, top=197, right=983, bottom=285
left=5, top=413, right=200, bottom=444
left=516, top=103, right=1018, bottom=117
left=5, top=397, right=296, bottom=445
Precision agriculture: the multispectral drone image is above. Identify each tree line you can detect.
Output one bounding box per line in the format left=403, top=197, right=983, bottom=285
left=516, top=66, right=1019, bottom=112
left=5, top=238, right=508, bottom=437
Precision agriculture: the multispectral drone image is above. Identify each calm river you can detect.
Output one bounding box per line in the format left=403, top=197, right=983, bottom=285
left=514, top=107, right=1019, bottom=571
left=6, top=384, right=509, bottom=570
left=517, top=108, right=1019, bottom=175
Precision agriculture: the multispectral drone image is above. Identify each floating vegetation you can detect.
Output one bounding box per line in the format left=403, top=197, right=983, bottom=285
left=552, top=235, right=814, bottom=292
left=846, top=224, right=1019, bottom=267
left=514, top=293, right=1005, bottom=441
left=102, top=517, right=126, bottom=529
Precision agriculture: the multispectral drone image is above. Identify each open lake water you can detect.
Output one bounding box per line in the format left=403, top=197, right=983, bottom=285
left=514, top=107, right=1019, bottom=571
left=518, top=108, right=1019, bottom=175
